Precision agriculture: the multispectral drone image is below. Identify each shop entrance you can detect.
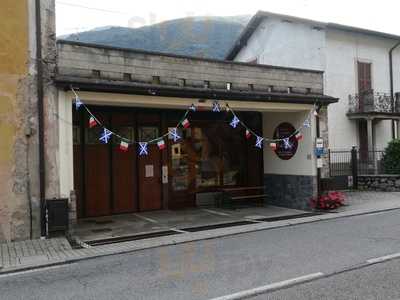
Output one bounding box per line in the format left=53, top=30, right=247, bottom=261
left=167, top=112, right=263, bottom=208
left=73, top=106, right=262, bottom=218
left=73, top=108, right=162, bottom=218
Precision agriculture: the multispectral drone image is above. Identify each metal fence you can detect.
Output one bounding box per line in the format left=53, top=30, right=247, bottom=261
left=328, top=150, right=352, bottom=177
left=329, top=148, right=386, bottom=176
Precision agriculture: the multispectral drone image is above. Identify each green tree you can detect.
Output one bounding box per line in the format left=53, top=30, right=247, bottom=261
left=383, top=139, right=400, bottom=174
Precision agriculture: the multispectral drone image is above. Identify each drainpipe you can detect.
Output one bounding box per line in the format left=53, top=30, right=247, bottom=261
left=35, top=0, right=46, bottom=237
left=389, top=41, right=400, bottom=139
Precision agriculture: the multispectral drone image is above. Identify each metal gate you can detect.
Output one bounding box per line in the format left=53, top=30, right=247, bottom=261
left=322, top=147, right=358, bottom=191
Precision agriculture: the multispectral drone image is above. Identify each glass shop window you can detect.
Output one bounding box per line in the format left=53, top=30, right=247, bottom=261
left=139, top=127, right=159, bottom=142
left=85, top=127, right=104, bottom=145
left=112, top=127, right=135, bottom=145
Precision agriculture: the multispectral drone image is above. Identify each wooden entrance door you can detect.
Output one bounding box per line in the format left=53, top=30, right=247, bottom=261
left=137, top=122, right=162, bottom=211
left=84, top=112, right=111, bottom=217
left=111, top=113, right=137, bottom=214
left=357, top=61, right=372, bottom=111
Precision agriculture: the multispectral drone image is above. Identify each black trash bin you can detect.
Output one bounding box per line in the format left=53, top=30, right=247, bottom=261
left=46, top=198, right=69, bottom=236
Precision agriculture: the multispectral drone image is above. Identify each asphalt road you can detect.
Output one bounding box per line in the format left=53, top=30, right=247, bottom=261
left=1, top=209, right=400, bottom=300
left=251, top=258, right=400, bottom=300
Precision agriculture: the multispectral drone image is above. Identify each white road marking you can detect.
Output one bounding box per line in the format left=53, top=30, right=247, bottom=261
left=202, top=209, right=231, bottom=216
left=209, top=272, right=324, bottom=300
left=0, top=263, right=75, bottom=279
left=133, top=213, right=159, bottom=223
left=367, top=252, right=400, bottom=264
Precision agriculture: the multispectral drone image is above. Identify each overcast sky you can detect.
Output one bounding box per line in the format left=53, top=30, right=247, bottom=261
left=56, top=0, right=400, bottom=36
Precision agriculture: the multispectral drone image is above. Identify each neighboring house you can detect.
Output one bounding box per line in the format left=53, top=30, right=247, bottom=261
left=226, top=11, right=400, bottom=153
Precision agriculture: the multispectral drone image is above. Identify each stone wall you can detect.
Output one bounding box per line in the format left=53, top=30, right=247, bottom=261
left=0, top=0, right=56, bottom=242
left=358, top=175, right=400, bottom=192
left=264, top=174, right=317, bottom=210
left=56, top=40, right=324, bottom=95
left=0, top=0, right=35, bottom=242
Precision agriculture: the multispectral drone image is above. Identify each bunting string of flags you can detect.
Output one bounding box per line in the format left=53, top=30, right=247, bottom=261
left=212, top=101, right=221, bottom=112
left=70, top=87, right=318, bottom=156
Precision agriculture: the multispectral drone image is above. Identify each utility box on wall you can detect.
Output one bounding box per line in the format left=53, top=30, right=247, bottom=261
left=46, top=198, right=69, bottom=236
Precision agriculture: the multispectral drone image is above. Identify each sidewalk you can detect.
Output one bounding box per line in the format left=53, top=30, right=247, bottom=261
left=0, top=238, right=72, bottom=270
left=1, top=191, right=399, bottom=275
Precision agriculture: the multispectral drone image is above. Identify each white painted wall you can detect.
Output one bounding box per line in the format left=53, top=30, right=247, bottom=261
left=325, top=29, right=399, bottom=150
left=263, top=111, right=316, bottom=176
left=236, top=17, right=326, bottom=71
left=235, top=16, right=400, bottom=151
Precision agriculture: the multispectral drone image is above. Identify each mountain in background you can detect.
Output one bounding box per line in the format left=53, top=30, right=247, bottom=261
left=61, top=16, right=251, bottom=59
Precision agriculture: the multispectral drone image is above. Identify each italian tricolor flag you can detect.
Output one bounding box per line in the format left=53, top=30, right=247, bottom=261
left=245, top=130, right=251, bottom=139
left=157, top=139, right=166, bottom=150
left=119, top=141, right=129, bottom=152
left=182, top=118, right=190, bottom=128
left=89, top=116, right=97, bottom=128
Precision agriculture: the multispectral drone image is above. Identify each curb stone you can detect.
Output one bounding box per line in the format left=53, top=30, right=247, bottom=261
left=1, top=205, right=400, bottom=276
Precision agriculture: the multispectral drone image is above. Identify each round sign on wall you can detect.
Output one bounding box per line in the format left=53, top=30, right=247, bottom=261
left=273, top=122, right=298, bottom=160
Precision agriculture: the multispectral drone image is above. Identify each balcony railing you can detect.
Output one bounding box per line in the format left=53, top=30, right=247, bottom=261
left=348, top=90, right=400, bottom=114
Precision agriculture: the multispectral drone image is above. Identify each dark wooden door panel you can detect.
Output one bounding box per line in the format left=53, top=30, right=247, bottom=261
left=358, top=62, right=372, bottom=111
left=85, top=146, right=110, bottom=216
left=358, top=62, right=372, bottom=92
left=112, top=113, right=137, bottom=214
left=138, top=144, right=162, bottom=211
left=84, top=112, right=111, bottom=217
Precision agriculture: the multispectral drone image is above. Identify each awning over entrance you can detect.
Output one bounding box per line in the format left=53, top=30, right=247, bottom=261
left=62, top=90, right=318, bottom=113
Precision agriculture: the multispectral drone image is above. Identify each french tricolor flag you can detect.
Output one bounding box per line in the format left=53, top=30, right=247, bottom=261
left=119, top=141, right=129, bottom=152
left=182, top=118, right=190, bottom=128
left=89, top=116, right=97, bottom=128
left=157, top=139, right=166, bottom=150
left=245, top=130, right=251, bottom=139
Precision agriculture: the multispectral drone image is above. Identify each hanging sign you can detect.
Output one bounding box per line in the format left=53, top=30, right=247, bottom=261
left=145, top=165, right=154, bottom=178
left=315, top=138, right=324, bottom=157
left=273, top=122, right=298, bottom=160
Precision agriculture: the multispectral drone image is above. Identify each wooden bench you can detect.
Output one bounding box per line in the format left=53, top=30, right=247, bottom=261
left=218, top=186, right=267, bottom=209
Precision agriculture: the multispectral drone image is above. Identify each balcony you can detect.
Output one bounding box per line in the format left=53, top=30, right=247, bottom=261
left=348, top=90, right=400, bottom=119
